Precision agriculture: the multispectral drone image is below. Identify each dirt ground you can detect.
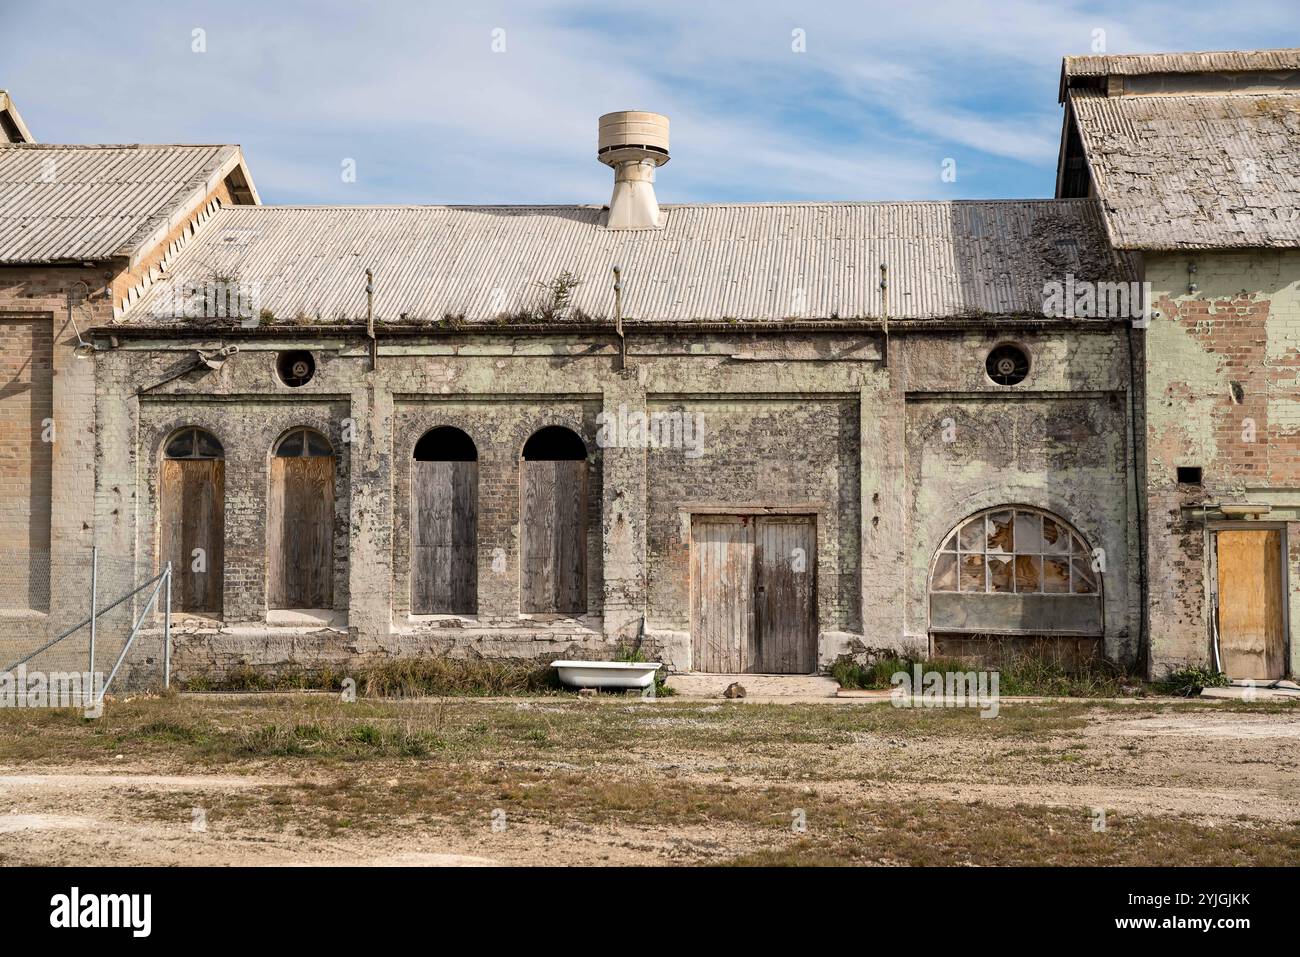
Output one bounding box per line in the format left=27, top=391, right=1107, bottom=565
left=0, top=694, right=1296, bottom=866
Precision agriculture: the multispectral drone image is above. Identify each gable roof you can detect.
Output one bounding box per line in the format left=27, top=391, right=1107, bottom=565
left=0, top=91, right=34, bottom=144
left=0, top=143, right=259, bottom=264
left=1068, top=89, right=1300, bottom=250
left=119, top=199, right=1125, bottom=327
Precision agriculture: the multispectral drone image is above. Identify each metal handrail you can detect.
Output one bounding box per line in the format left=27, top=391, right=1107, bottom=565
left=2, top=551, right=173, bottom=710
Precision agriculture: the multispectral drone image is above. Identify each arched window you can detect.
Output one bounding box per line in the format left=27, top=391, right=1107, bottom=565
left=929, top=506, right=1101, bottom=636
left=160, top=428, right=225, bottom=613
left=520, top=425, right=587, bottom=614
left=411, top=427, right=478, bottom=614
left=267, top=428, right=335, bottom=610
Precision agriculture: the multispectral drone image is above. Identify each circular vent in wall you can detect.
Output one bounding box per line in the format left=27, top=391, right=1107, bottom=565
left=276, top=350, right=315, bottom=387
left=985, top=344, right=1030, bottom=386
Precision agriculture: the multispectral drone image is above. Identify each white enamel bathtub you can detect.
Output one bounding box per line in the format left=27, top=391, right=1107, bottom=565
left=551, top=660, right=661, bottom=691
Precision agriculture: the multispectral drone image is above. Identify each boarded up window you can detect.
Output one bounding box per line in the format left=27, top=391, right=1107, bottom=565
left=160, top=428, right=224, bottom=613
left=411, top=427, right=478, bottom=614
left=267, top=428, right=334, bottom=610
left=929, top=506, right=1101, bottom=636
left=520, top=426, right=587, bottom=614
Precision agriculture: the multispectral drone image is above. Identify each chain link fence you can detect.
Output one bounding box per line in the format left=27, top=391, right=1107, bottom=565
left=0, top=546, right=171, bottom=707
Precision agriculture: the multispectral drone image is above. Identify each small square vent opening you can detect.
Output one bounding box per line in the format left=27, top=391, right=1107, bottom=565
left=1176, top=466, right=1203, bottom=486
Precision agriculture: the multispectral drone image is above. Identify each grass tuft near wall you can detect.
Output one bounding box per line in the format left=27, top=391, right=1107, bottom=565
left=831, top=649, right=1147, bottom=698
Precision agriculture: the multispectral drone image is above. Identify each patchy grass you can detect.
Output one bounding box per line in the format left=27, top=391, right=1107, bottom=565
left=832, top=650, right=1142, bottom=697
left=2, top=695, right=1297, bottom=866
left=1153, top=665, right=1231, bottom=697
left=726, top=800, right=1300, bottom=867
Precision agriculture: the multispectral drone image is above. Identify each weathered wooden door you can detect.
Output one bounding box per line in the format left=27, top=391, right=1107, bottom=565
left=1216, top=529, right=1285, bottom=680
left=754, top=516, right=817, bottom=673
left=268, top=456, right=335, bottom=609
left=691, top=515, right=817, bottom=673
left=411, top=460, right=477, bottom=613
left=690, top=516, right=756, bottom=672
left=159, top=458, right=224, bottom=613
left=520, top=460, right=587, bottom=614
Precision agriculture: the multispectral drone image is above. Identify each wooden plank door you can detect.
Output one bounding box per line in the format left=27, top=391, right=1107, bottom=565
left=520, top=460, right=587, bottom=614
left=754, top=516, right=817, bottom=673
left=1216, top=529, right=1285, bottom=680
left=690, top=516, right=756, bottom=673
left=268, top=456, right=335, bottom=609
left=159, top=459, right=224, bottom=613
left=411, top=460, right=478, bottom=614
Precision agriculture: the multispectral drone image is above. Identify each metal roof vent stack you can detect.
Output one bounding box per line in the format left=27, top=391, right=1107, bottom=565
left=598, top=111, right=669, bottom=230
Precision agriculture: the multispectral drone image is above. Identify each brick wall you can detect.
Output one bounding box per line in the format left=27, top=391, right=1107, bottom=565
left=0, top=317, right=53, bottom=609
left=1145, top=250, right=1300, bottom=677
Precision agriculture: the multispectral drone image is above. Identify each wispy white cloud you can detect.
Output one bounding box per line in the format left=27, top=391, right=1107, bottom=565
left=2, top=0, right=1297, bottom=203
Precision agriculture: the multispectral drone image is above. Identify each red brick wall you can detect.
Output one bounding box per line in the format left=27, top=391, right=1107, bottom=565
left=0, top=317, right=53, bottom=608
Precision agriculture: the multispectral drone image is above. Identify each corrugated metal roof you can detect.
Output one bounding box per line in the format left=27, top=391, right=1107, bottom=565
left=1071, top=90, right=1300, bottom=250
left=0, top=143, right=247, bottom=263
left=1064, top=49, right=1300, bottom=80
left=121, top=199, right=1121, bottom=326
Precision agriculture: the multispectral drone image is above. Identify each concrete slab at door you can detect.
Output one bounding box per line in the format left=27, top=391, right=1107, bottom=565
left=1216, top=529, right=1285, bottom=680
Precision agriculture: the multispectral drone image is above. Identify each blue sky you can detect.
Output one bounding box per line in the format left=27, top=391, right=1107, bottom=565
left=3, top=0, right=1298, bottom=204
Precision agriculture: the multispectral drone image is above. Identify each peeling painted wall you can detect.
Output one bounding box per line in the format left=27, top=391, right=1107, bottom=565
left=1144, top=250, right=1300, bottom=678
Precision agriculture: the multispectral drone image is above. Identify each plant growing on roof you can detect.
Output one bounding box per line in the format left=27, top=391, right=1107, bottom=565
left=534, top=269, right=583, bottom=320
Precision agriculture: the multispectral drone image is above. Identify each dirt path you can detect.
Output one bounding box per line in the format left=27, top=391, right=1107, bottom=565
left=0, top=701, right=1296, bottom=865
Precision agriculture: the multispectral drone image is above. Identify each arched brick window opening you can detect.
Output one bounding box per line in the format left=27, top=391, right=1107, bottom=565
left=411, top=427, right=478, bottom=614
left=268, top=428, right=335, bottom=610
left=929, top=506, right=1102, bottom=642
left=520, top=426, right=587, bottom=614
left=161, top=428, right=225, bottom=614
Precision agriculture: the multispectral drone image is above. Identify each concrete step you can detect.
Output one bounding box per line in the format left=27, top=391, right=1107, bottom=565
left=1201, top=684, right=1300, bottom=702
left=665, top=673, right=839, bottom=699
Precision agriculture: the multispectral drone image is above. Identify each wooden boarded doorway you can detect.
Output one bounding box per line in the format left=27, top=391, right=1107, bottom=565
left=268, top=428, right=335, bottom=610
left=411, top=427, right=478, bottom=614
left=520, top=426, right=588, bottom=614
left=1215, top=528, right=1286, bottom=680
left=691, top=514, right=816, bottom=674
left=159, top=428, right=225, bottom=613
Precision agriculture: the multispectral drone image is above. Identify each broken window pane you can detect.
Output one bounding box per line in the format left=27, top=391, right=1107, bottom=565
left=1042, top=558, right=1070, bottom=593
left=987, top=510, right=1013, bottom=553
left=305, top=431, right=333, bottom=457
left=1042, top=517, right=1069, bottom=553
left=959, top=554, right=986, bottom=592
left=933, top=553, right=958, bottom=591
left=959, top=517, right=985, bottom=553
left=165, top=431, right=194, bottom=459
left=195, top=430, right=224, bottom=459
left=1014, top=511, right=1046, bottom=552
left=1014, top=555, right=1041, bottom=592
left=276, top=431, right=304, bottom=457
left=988, top=557, right=1013, bottom=593
left=942, top=532, right=957, bottom=552
left=1071, top=558, right=1098, bottom=594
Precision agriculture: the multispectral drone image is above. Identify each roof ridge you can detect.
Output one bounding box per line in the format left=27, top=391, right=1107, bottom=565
left=208, top=198, right=1096, bottom=212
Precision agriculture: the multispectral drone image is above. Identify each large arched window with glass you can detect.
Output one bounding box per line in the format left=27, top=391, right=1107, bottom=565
left=267, top=428, right=335, bottom=610
left=929, top=506, right=1101, bottom=636
left=520, top=426, right=587, bottom=614
left=411, top=426, right=478, bottom=614
left=160, top=427, right=225, bottom=613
